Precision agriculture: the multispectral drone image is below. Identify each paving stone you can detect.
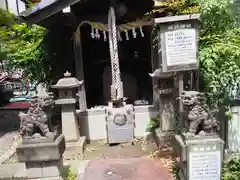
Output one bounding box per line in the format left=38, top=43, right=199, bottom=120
left=42, top=161, right=62, bottom=177
left=25, top=162, right=43, bottom=179
left=0, top=163, right=26, bottom=180
left=0, top=160, right=89, bottom=179
left=82, top=158, right=172, bottom=180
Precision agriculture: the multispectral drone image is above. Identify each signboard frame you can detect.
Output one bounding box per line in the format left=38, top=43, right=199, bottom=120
left=154, top=14, right=200, bottom=72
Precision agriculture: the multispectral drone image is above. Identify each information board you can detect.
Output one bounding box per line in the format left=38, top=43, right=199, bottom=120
left=165, top=29, right=197, bottom=67
left=189, top=150, right=221, bottom=180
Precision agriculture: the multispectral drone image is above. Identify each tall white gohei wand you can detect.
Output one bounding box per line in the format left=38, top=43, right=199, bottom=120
left=103, top=31, right=107, bottom=41
left=139, top=26, right=144, bottom=37
left=132, top=28, right=137, bottom=38
left=90, top=27, right=95, bottom=39
left=125, top=30, right=129, bottom=40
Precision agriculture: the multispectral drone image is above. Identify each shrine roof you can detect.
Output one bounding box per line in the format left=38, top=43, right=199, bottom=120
left=19, top=0, right=154, bottom=29
left=19, top=0, right=83, bottom=26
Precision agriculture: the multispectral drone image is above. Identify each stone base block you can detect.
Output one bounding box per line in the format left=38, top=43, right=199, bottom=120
left=26, top=160, right=63, bottom=179
left=174, top=134, right=186, bottom=161
left=66, top=136, right=86, bottom=156
left=17, top=134, right=65, bottom=162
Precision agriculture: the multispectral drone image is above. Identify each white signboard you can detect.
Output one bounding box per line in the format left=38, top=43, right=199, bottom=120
left=165, top=29, right=197, bottom=67
left=189, top=151, right=221, bottom=180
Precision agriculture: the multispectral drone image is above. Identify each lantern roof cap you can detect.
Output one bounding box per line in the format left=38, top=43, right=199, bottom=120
left=52, top=71, right=83, bottom=89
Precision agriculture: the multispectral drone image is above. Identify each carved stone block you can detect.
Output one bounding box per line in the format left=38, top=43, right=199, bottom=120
left=16, top=134, right=65, bottom=162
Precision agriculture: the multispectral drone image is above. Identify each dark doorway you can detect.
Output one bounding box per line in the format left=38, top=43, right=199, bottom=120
left=80, top=25, right=153, bottom=108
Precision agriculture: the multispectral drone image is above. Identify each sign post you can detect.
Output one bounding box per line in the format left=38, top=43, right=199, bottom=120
left=154, top=14, right=224, bottom=180
left=154, top=14, right=200, bottom=133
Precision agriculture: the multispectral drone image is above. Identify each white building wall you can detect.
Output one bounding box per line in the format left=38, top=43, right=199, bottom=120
left=0, top=0, right=7, bottom=10
left=0, top=0, right=26, bottom=15
left=18, top=0, right=26, bottom=14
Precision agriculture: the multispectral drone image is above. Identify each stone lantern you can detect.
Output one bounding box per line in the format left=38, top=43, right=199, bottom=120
left=52, top=71, right=84, bottom=143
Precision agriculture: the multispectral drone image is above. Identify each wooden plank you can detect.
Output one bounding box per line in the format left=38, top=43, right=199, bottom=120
left=154, top=14, right=200, bottom=24
left=74, top=27, right=87, bottom=111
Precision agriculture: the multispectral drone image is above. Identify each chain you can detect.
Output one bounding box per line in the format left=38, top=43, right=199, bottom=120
left=108, top=7, right=123, bottom=101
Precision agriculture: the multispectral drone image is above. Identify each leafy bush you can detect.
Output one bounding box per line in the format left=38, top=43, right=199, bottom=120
left=67, top=168, right=77, bottom=180
left=222, top=156, right=240, bottom=180
left=0, top=8, right=58, bottom=85
left=199, top=0, right=240, bottom=109
left=146, top=116, right=160, bottom=132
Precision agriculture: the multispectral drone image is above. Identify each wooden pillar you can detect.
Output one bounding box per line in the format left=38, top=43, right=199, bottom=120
left=74, top=27, right=87, bottom=111
left=178, top=73, right=184, bottom=133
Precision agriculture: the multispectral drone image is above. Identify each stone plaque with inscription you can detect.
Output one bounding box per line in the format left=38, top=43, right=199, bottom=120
left=154, top=14, right=200, bottom=72
left=186, top=138, right=224, bottom=180
left=175, top=135, right=224, bottom=180
left=189, top=146, right=221, bottom=180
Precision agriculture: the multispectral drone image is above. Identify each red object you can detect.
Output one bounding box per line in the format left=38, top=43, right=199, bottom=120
left=5, top=102, right=31, bottom=109
left=32, top=0, right=41, bottom=3
left=83, top=158, right=172, bottom=180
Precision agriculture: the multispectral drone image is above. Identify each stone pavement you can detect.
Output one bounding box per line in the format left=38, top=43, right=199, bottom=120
left=0, top=158, right=173, bottom=180
left=82, top=158, right=172, bottom=180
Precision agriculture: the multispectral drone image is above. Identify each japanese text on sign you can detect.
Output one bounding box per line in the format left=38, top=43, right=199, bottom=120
left=165, top=28, right=197, bottom=67
left=189, top=151, right=221, bottom=180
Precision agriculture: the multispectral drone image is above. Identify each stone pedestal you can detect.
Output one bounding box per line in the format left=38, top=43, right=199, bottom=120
left=16, top=134, right=65, bottom=180
left=174, top=134, right=224, bottom=180
left=61, top=103, right=80, bottom=142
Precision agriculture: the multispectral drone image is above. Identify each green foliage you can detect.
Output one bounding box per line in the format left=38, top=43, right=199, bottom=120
left=222, top=156, right=240, bottom=180
left=146, top=116, right=160, bottom=132
left=0, top=22, right=49, bottom=83
left=0, top=8, right=15, bottom=26
left=199, top=0, right=240, bottom=109
left=171, top=162, right=180, bottom=179
left=150, top=0, right=201, bottom=15
left=67, top=168, right=77, bottom=180
left=0, top=8, right=56, bottom=84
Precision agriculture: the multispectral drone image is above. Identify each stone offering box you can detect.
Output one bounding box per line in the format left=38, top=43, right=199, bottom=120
left=175, top=134, right=224, bottom=180
left=154, top=14, right=200, bottom=72
left=16, top=134, right=66, bottom=180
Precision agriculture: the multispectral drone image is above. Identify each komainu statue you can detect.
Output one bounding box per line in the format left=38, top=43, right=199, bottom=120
left=178, top=91, right=220, bottom=136
left=19, top=96, right=55, bottom=138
